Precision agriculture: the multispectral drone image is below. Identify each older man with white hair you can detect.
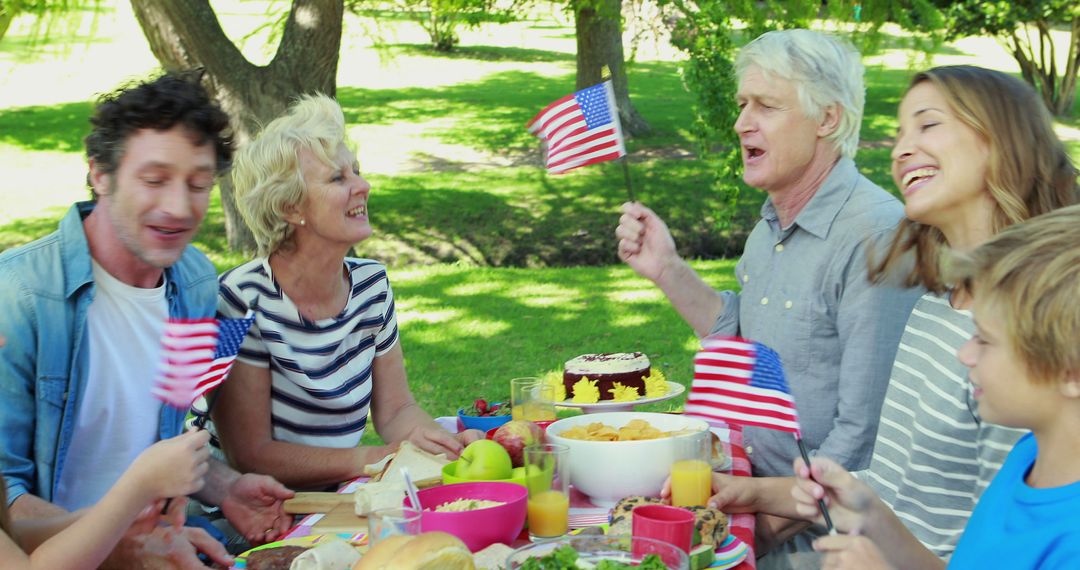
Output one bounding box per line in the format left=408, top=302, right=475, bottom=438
left=616, top=29, right=921, bottom=562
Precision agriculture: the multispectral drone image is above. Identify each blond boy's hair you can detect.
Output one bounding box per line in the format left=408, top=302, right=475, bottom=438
left=949, top=204, right=1080, bottom=384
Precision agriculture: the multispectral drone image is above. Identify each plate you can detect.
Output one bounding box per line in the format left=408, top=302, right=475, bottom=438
left=560, top=527, right=747, bottom=569
left=232, top=532, right=366, bottom=569
left=558, top=381, right=685, bottom=413
left=709, top=533, right=750, bottom=569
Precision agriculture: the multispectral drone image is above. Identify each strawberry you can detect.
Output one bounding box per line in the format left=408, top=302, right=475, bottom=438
left=474, top=398, right=488, bottom=415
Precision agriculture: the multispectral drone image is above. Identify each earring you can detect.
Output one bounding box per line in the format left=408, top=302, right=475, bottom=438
left=299, top=219, right=306, bottom=226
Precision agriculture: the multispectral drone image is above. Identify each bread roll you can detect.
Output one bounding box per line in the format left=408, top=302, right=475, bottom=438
left=354, top=532, right=474, bottom=570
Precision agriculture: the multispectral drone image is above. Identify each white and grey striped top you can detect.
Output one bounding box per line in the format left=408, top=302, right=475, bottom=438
left=857, top=293, right=1025, bottom=558
left=215, top=257, right=399, bottom=448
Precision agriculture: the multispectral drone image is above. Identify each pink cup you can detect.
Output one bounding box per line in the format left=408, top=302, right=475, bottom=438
left=631, top=504, right=695, bottom=556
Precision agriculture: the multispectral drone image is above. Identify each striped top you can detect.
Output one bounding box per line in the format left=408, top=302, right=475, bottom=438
left=857, top=293, right=1025, bottom=558
left=216, top=257, right=399, bottom=448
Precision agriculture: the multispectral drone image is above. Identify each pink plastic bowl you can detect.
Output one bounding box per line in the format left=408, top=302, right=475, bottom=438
left=404, top=481, right=527, bottom=552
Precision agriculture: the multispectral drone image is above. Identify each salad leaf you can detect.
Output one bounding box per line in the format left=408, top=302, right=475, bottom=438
left=519, top=546, right=668, bottom=569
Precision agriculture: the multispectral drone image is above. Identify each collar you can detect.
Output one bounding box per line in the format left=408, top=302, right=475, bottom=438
left=760, top=157, right=860, bottom=240
left=59, top=202, right=96, bottom=299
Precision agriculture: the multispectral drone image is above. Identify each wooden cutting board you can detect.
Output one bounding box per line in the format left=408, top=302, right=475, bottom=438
left=285, top=492, right=368, bottom=534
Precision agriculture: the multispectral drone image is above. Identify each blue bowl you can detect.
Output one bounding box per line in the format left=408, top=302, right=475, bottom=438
left=457, top=405, right=513, bottom=432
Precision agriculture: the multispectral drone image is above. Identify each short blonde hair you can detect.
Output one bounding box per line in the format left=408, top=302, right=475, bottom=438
left=949, top=204, right=1080, bottom=384
left=735, top=29, right=865, bottom=159
left=232, top=94, right=350, bottom=256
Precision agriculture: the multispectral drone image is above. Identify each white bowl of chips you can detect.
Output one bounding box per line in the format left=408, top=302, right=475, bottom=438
left=545, top=412, right=710, bottom=507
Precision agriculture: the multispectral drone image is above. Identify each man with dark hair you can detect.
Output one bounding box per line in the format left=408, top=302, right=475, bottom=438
left=0, top=72, right=294, bottom=568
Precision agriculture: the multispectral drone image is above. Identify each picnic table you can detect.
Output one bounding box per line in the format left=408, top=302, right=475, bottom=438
left=279, top=416, right=756, bottom=570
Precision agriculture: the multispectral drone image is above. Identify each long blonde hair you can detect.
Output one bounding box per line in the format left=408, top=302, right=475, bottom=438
left=870, top=65, right=1078, bottom=292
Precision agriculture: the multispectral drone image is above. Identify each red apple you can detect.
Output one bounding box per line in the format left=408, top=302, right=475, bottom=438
left=492, top=420, right=544, bottom=468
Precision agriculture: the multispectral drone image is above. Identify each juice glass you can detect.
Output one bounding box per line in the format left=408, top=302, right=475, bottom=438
left=511, top=377, right=557, bottom=421
left=524, top=443, right=570, bottom=541
left=669, top=430, right=712, bottom=508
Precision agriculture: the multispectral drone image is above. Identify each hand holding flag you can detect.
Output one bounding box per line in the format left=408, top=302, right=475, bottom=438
left=685, top=335, right=836, bottom=533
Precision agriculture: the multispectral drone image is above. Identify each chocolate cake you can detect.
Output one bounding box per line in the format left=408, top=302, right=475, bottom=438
left=563, top=352, right=651, bottom=401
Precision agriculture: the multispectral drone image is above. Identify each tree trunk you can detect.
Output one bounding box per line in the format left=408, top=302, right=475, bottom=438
left=0, top=8, right=15, bottom=44
left=130, top=0, right=344, bottom=254
left=574, top=0, right=650, bottom=137
left=1057, top=17, right=1079, bottom=116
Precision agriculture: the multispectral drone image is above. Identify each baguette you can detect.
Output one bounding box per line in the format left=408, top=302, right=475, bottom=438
left=354, top=532, right=474, bottom=570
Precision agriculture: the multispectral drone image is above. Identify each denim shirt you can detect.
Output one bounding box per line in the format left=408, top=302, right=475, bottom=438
left=711, top=158, right=924, bottom=477
left=0, top=202, right=218, bottom=505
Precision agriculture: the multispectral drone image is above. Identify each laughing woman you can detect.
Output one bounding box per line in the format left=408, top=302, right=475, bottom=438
left=210, top=95, right=480, bottom=489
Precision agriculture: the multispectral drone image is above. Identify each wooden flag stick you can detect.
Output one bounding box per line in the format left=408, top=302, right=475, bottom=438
left=621, top=157, right=636, bottom=203
left=796, top=435, right=837, bottom=534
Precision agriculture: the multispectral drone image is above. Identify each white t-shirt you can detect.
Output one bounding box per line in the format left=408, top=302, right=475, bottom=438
left=54, top=261, right=167, bottom=511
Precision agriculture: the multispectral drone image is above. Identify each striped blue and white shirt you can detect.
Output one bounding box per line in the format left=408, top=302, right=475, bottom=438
left=216, top=257, right=399, bottom=448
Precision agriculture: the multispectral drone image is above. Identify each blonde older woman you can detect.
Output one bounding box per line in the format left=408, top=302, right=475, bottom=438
left=210, top=94, right=481, bottom=489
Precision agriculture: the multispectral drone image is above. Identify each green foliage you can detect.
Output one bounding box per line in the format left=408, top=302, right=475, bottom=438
left=934, top=0, right=1076, bottom=39
left=347, top=0, right=523, bottom=51
left=932, top=0, right=1079, bottom=115
left=0, top=0, right=99, bottom=45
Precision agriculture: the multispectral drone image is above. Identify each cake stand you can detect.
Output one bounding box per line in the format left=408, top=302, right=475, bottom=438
left=556, top=381, right=685, bottom=414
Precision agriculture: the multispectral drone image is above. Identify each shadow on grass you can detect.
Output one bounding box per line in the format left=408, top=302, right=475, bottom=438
left=0, top=100, right=92, bottom=152
left=352, top=158, right=755, bottom=268
left=0, top=212, right=64, bottom=251
left=337, top=59, right=695, bottom=157
left=388, top=43, right=573, bottom=63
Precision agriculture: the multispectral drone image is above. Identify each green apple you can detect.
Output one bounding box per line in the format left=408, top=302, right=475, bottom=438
left=523, top=461, right=555, bottom=495
left=457, top=440, right=513, bottom=480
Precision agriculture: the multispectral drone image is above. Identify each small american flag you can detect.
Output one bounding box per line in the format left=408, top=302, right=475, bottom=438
left=153, top=313, right=254, bottom=409
left=684, top=335, right=801, bottom=435
left=527, top=80, right=626, bottom=174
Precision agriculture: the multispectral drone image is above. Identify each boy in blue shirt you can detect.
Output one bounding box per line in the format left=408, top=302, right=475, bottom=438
left=790, top=204, right=1080, bottom=569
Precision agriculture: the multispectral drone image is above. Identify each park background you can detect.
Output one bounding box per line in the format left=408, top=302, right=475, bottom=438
left=1, top=1, right=1078, bottom=442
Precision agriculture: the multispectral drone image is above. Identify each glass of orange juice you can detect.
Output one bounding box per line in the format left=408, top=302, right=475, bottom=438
left=670, top=430, right=712, bottom=508
left=511, top=378, right=557, bottom=422
left=524, top=443, right=570, bottom=541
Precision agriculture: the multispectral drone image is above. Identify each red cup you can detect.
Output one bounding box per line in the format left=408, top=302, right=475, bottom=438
left=631, top=504, right=695, bottom=556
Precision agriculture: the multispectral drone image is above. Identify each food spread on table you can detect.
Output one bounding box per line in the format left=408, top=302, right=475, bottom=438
left=265, top=372, right=753, bottom=570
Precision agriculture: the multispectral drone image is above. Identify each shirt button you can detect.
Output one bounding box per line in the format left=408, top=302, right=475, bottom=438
left=761, top=297, right=769, bottom=305
left=785, top=300, right=793, bottom=309
left=742, top=274, right=749, bottom=283
left=746, top=445, right=753, bottom=455
left=774, top=244, right=784, bottom=252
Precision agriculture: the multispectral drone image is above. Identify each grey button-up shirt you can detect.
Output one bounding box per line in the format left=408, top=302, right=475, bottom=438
left=711, top=158, right=923, bottom=477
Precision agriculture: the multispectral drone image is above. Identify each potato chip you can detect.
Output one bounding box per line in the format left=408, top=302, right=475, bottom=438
left=557, top=419, right=702, bottom=442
